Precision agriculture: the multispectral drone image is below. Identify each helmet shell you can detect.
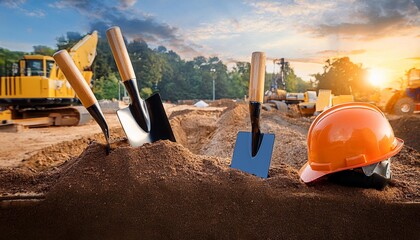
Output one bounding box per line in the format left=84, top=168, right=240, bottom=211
left=299, top=103, right=403, bottom=183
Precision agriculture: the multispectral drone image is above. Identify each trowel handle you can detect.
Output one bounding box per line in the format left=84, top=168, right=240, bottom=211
left=106, top=26, right=136, bottom=82
left=249, top=52, right=266, bottom=103
left=53, top=50, right=96, bottom=108
left=54, top=49, right=111, bottom=154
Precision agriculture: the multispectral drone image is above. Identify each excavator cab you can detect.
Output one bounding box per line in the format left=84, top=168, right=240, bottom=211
left=18, top=55, right=57, bottom=78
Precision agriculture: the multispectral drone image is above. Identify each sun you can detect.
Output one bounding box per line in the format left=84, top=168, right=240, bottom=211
left=368, top=68, right=387, bottom=87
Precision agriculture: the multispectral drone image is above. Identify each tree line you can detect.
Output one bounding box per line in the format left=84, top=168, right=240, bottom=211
left=0, top=31, right=374, bottom=102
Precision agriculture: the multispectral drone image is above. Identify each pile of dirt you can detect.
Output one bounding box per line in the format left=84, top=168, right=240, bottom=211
left=20, top=127, right=125, bottom=171
left=0, top=140, right=418, bottom=239
left=390, top=146, right=420, bottom=200
left=389, top=115, right=420, bottom=151
left=0, top=168, right=59, bottom=196
left=201, top=103, right=249, bottom=160
left=208, top=98, right=241, bottom=111
left=0, top=105, right=419, bottom=239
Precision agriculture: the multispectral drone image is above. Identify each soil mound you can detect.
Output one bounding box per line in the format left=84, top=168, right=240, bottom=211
left=1, top=106, right=419, bottom=239
left=389, top=115, right=420, bottom=151
left=20, top=127, right=125, bottom=171
left=201, top=103, right=248, bottom=160
left=1, top=140, right=418, bottom=239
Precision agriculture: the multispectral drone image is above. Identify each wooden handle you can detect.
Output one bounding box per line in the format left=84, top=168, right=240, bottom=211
left=249, top=52, right=266, bottom=103
left=53, top=50, right=96, bottom=108
left=106, top=26, right=136, bottom=82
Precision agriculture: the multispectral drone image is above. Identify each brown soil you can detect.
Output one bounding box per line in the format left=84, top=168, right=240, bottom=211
left=388, top=115, right=420, bottom=151
left=0, top=103, right=419, bottom=239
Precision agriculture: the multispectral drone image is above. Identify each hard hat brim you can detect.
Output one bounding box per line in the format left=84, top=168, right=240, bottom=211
left=299, top=137, right=404, bottom=183
left=298, top=162, right=329, bottom=183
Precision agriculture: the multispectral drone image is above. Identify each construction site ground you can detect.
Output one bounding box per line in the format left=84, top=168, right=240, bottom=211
left=0, top=100, right=419, bottom=239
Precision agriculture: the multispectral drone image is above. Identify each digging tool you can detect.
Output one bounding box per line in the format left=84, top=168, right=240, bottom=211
left=231, top=52, right=275, bottom=178
left=106, top=26, right=175, bottom=147
left=53, top=50, right=110, bottom=154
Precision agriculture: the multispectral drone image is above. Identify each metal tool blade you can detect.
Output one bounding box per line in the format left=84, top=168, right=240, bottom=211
left=231, top=132, right=275, bottom=178
left=117, top=107, right=152, bottom=147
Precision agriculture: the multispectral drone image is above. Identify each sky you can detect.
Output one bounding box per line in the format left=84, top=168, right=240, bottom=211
left=0, top=0, right=419, bottom=85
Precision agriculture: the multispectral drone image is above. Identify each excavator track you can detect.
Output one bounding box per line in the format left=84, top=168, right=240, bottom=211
left=17, top=106, right=92, bottom=127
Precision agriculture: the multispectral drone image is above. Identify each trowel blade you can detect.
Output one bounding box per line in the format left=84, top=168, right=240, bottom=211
left=231, top=132, right=275, bottom=178
left=117, top=107, right=152, bottom=147
left=117, top=93, right=175, bottom=147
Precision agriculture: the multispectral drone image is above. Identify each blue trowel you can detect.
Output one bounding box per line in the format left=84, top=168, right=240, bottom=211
left=231, top=52, right=275, bottom=178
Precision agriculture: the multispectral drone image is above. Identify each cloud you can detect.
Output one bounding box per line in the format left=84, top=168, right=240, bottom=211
left=287, top=57, right=327, bottom=65
left=317, top=49, right=366, bottom=55
left=247, top=0, right=420, bottom=40
left=24, top=9, right=45, bottom=17
left=1, top=0, right=45, bottom=17
left=119, top=0, right=137, bottom=9
left=405, top=57, right=420, bottom=61
left=0, top=0, right=26, bottom=8
left=311, top=0, right=420, bottom=39
left=51, top=0, right=201, bottom=58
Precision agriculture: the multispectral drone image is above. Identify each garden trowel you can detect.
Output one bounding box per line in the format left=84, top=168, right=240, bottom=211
left=106, top=26, right=175, bottom=147
left=231, top=52, right=275, bottom=178
left=53, top=50, right=110, bottom=154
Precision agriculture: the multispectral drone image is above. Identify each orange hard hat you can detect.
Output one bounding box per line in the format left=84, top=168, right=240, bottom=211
left=299, top=102, right=403, bottom=183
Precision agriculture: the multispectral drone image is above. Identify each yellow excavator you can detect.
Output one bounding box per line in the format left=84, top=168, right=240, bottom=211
left=0, top=31, right=98, bottom=127
left=263, top=58, right=306, bottom=112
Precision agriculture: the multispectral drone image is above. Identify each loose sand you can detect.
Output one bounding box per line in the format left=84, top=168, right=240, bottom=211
left=0, top=103, right=419, bottom=239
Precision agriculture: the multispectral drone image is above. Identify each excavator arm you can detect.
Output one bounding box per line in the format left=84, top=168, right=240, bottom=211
left=56, top=31, right=98, bottom=81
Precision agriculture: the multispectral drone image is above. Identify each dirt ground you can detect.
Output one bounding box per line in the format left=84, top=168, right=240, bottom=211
left=0, top=101, right=419, bottom=239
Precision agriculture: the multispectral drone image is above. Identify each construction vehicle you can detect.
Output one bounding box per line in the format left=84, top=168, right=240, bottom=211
left=263, top=58, right=359, bottom=117
left=263, top=58, right=310, bottom=115
left=0, top=31, right=98, bottom=127
left=375, top=68, right=420, bottom=115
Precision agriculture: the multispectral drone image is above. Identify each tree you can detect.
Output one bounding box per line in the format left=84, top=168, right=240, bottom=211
left=93, top=73, right=119, bottom=100
left=0, top=48, right=25, bottom=76
left=92, top=36, right=115, bottom=80
left=284, top=67, right=312, bottom=92
left=32, top=45, right=55, bottom=56
left=224, top=62, right=250, bottom=99
left=313, top=57, right=369, bottom=96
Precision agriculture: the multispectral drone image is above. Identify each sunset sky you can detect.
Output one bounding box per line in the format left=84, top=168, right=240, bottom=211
left=0, top=0, right=419, bottom=84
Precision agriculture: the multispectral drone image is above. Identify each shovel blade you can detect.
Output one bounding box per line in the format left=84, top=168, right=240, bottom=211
left=145, top=93, right=176, bottom=142
left=117, top=93, right=175, bottom=147
left=231, top=132, right=275, bottom=178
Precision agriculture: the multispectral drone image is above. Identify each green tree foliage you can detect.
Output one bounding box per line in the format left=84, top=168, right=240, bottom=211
left=32, top=45, right=55, bottom=56
left=140, top=87, right=153, bottom=99
left=93, top=72, right=120, bottom=100
left=227, top=62, right=250, bottom=99
left=313, top=57, right=371, bottom=97
left=285, top=68, right=312, bottom=92
left=0, top=48, right=25, bottom=76
left=93, top=35, right=116, bottom=80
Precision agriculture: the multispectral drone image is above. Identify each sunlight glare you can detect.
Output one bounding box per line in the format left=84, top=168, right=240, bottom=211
left=368, top=68, right=387, bottom=87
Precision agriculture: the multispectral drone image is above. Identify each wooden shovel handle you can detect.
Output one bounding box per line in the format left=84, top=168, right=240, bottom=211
left=248, top=52, right=266, bottom=103
left=106, top=26, right=136, bottom=82
left=53, top=50, right=96, bottom=108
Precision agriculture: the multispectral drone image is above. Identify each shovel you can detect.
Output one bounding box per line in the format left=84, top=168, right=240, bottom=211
left=106, top=26, right=175, bottom=147
left=53, top=50, right=110, bottom=154
left=231, top=52, right=275, bottom=178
